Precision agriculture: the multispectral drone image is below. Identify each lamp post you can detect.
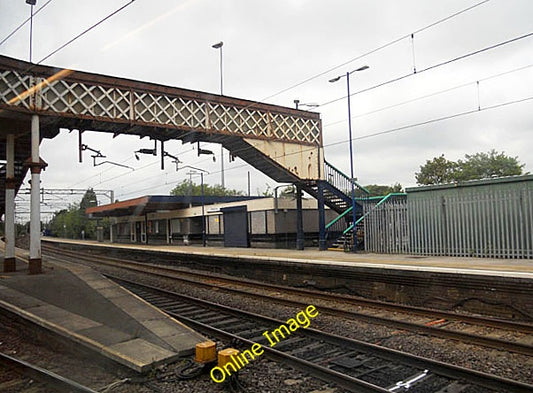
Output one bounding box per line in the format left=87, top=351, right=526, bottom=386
left=26, top=0, right=36, bottom=62
left=329, top=65, right=369, bottom=252
left=186, top=168, right=209, bottom=247
left=212, top=41, right=225, bottom=189
left=294, top=99, right=319, bottom=110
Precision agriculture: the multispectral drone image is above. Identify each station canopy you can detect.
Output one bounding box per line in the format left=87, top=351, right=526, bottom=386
left=86, top=195, right=265, bottom=218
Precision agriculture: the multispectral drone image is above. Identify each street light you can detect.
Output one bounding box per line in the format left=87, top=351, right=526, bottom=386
left=294, top=99, right=319, bottom=110
left=329, top=65, right=369, bottom=252
left=212, top=41, right=225, bottom=189
left=26, top=0, right=37, bottom=62
left=186, top=168, right=209, bottom=248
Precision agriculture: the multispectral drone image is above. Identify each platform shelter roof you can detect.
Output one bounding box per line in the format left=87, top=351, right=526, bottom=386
left=86, top=195, right=265, bottom=218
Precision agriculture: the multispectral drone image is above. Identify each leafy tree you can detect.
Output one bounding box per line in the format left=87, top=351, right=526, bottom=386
left=455, top=150, right=524, bottom=181
left=415, top=155, right=458, bottom=185
left=416, top=150, right=525, bottom=185
left=170, top=179, right=244, bottom=197
left=47, top=189, right=104, bottom=239
left=358, top=183, right=404, bottom=197
left=259, top=184, right=274, bottom=197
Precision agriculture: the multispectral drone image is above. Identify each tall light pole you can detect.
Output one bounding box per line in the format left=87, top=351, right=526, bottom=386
left=329, top=65, right=369, bottom=252
left=26, top=0, right=36, bottom=62
left=186, top=168, right=209, bottom=247
left=212, top=41, right=225, bottom=189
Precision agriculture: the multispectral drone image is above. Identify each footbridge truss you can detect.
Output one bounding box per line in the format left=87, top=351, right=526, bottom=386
left=0, top=55, right=323, bottom=183
left=0, top=54, right=367, bottom=254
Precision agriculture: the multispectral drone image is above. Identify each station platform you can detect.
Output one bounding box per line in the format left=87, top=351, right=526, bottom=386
left=42, top=237, right=533, bottom=279
left=0, top=243, right=205, bottom=372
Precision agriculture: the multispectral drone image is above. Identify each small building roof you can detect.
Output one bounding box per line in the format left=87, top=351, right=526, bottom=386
left=86, top=195, right=265, bottom=218
left=405, top=174, right=533, bottom=193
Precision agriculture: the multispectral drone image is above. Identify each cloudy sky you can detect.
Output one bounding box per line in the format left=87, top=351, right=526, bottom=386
left=1, top=0, right=532, bottom=217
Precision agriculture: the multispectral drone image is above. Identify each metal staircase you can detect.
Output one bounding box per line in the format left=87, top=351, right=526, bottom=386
left=299, top=161, right=369, bottom=249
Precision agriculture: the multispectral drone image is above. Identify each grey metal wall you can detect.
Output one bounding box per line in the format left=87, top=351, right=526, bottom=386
left=363, top=197, right=409, bottom=254
left=364, top=176, right=533, bottom=259
left=408, top=185, right=533, bottom=258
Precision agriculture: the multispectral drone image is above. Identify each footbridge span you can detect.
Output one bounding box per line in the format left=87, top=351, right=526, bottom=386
left=1, top=54, right=366, bottom=272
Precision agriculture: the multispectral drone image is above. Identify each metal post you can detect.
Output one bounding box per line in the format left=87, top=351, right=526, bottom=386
left=212, top=41, right=225, bottom=188
left=318, top=182, right=327, bottom=251
left=201, top=173, right=206, bottom=247
left=218, top=52, right=224, bottom=189
left=29, top=114, right=42, bottom=274
left=296, top=184, right=304, bottom=250
left=346, top=72, right=357, bottom=252
left=29, top=3, right=34, bottom=63
left=4, top=134, right=16, bottom=272
left=110, top=223, right=115, bottom=243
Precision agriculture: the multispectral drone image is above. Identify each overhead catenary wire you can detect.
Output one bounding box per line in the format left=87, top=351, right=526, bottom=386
left=206, top=95, right=533, bottom=179
left=95, top=61, right=533, bottom=195
left=319, top=31, right=533, bottom=108
left=0, top=0, right=54, bottom=48
left=84, top=34, right=533, bottom=194
left=33, top=0, right=137, bottom=66
left=323, top=63, right=533, bottom=128
left=114, top=95, right=533, bottom=198
left=260, top=0, right=493, bottom=102
left=28, top=0, right=501, bottom=191
left=14, top=0, right=522, bottom=196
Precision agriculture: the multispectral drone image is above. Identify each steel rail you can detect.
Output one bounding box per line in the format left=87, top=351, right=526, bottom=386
left=109, top=275, right=533, bottom=393
left=0, top=352, right=98, bottom=393
left=42, top=244, right=533, bottom=356
left=41, top=243, right=533, bottom=331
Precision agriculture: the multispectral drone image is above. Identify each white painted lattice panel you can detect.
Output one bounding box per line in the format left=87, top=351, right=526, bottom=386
left=134, top=92, right=205, bottom=129
left=0, top=67, right=321, bottom=145
left=41, top=80, right=130, bottom=119
left=0, top=70, right=34, bottom=109
left=270, top=113, right=319, bottom=144
left=207, top=103, right=270, bottom=137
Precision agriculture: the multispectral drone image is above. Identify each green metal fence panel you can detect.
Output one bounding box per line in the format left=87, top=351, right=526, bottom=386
left=405, top=175, right=533, bottom=259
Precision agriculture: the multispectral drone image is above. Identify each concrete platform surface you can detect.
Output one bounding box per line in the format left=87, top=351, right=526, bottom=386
left=0, top=245, right=205, bottom=372
left=43, top=237, right=533, bottom=279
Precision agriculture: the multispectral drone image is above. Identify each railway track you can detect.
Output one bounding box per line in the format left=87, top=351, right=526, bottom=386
left=42, top=244, right=533, bottom=357
left=0, top=352, right=98, bottom=393
left=109, top=275, right=533, bottom=393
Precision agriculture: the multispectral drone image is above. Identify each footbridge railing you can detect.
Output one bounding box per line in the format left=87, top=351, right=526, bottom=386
left=0, top=55, right=323, bottom=182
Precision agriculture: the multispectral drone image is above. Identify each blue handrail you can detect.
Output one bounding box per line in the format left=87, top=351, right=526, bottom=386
left=324, top=161, right=370, bottom=195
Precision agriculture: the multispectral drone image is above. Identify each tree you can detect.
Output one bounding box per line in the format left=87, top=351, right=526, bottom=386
left=356, top=183, right=403, bottom=197
left=416, top=150, right=525, bottom=185
left=47, top=189, right=104, bottom=239
left=415, top=155, right=458, bottom=185
left=455, top=150, right=524, bottom=181
left=170, top=179, right=244, bottom=197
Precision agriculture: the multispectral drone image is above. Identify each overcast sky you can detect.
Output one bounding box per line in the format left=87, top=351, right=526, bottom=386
left=1, top=0, right=532, bottom=218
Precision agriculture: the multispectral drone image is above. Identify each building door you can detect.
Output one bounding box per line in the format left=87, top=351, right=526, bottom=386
left=221, top=205, right=249, bottom=247
left=135, top=222, right=142, bottom=243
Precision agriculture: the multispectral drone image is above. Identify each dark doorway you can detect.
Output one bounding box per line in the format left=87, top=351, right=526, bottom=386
left=135, top=222, right=142, bottom=243
left=221, top=205, right=249, bottom=247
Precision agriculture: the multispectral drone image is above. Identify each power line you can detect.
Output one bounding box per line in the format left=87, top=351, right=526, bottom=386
left=112, top=95, right=533, bottom=197
left=50, top=1, right=498, bottom=191
left=213, top=96, right=533, bottom=175
left=34, top=0, right=136, bottom=66
left=329, top=96, right=533, bottom=145
left=0, top=0, right=54, bottom=48
left=323, top=63, right=533, bottom=128
left=319, top=31, right=533, bottom=107
left=260, top=0, right=492, bottom=102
